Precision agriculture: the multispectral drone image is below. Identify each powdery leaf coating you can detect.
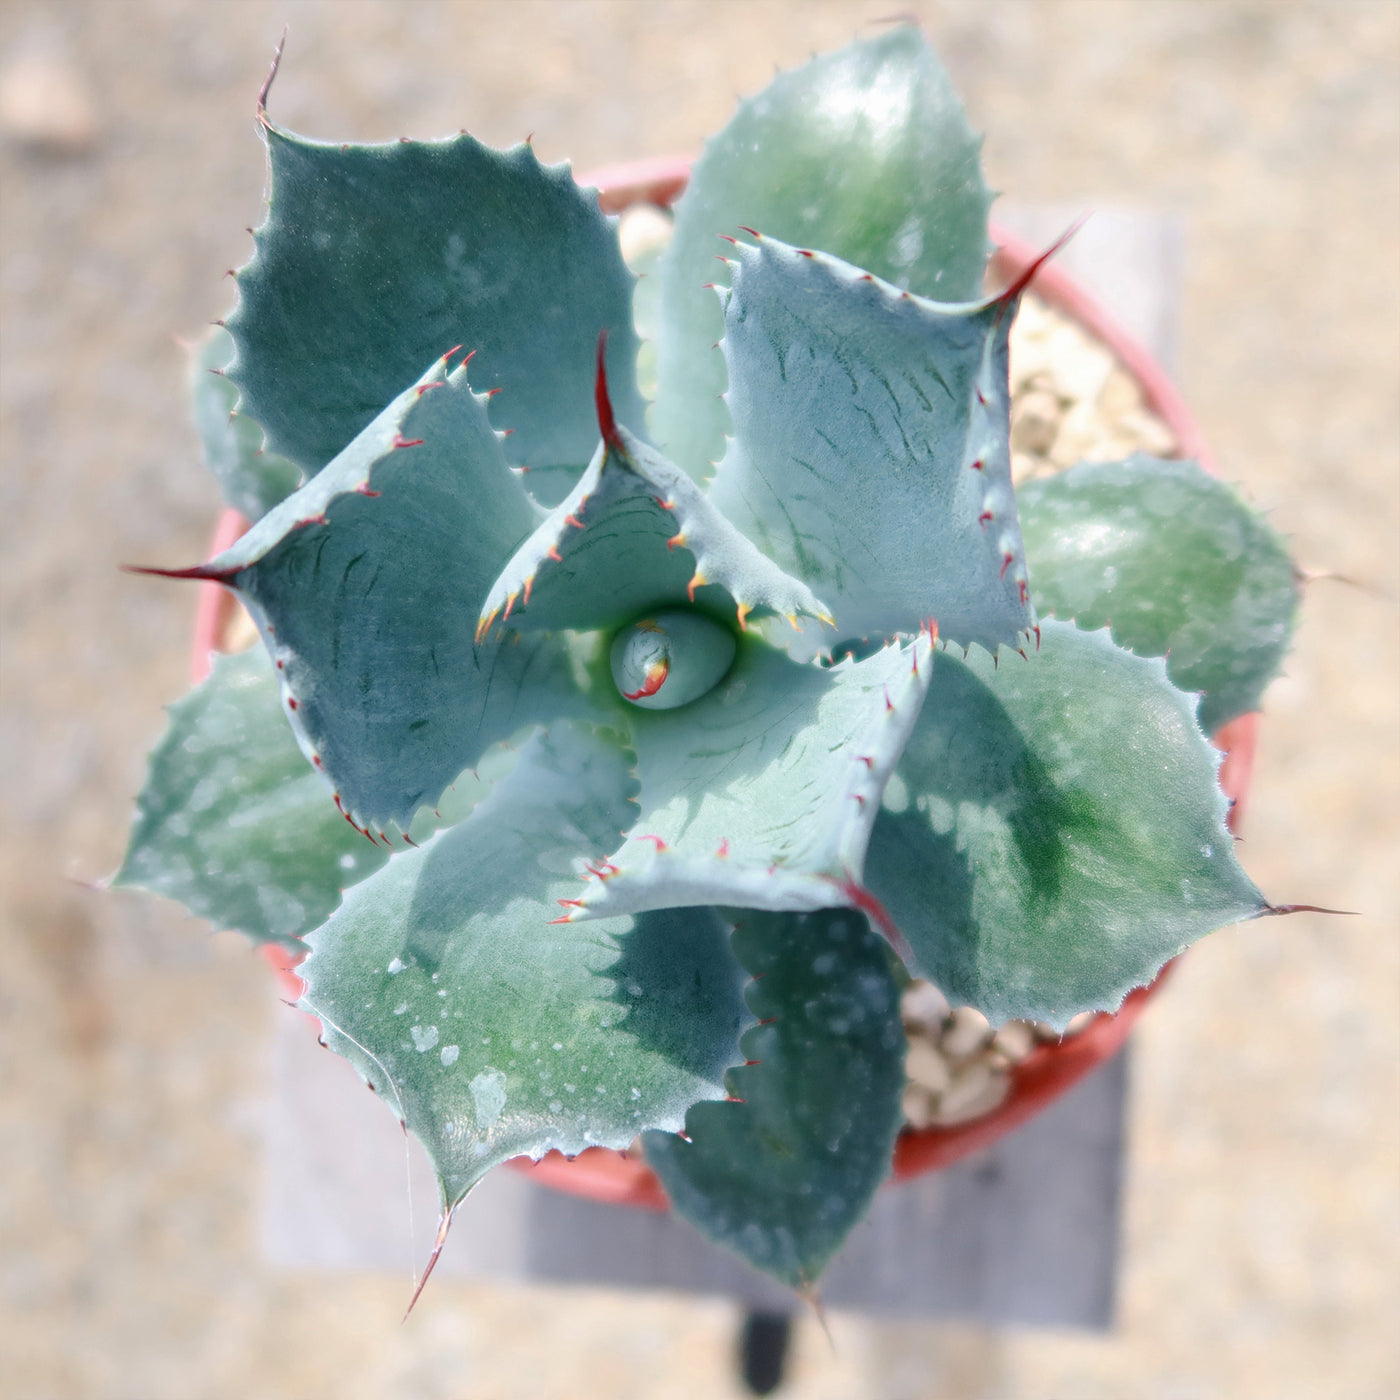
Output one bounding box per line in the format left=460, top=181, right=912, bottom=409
left=183, top=356, right=588, bottom=835
left=609, top=611, right=737, bottom=712
left=478, top=423, right=831, bottom=640
left=645, top=907, right=906, bottom=1289
left=190, top=327, right=301, bottom=521
left=300, top=724, right=751, bottom=1207
left=863, top=621, right=1266, bottom=1027
left=560, top=630, right=933, bottom=924
left=1017, top=456, right=1299, bottom=732
left=229, top=125, right=644, bottom=478
left=654, top=26, right=992, bottom=478
left=709, top=238, right=1034, bottom=655
left=115, top=649, right=386, bottom=947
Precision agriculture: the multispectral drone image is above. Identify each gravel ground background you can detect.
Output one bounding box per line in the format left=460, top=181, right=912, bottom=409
left=2, top=2, right=1396, bottom=1397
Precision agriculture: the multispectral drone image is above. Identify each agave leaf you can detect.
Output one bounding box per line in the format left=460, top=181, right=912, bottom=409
left=114, top=649, right=386, bottom=946
left=560, top=631, right=932, bottom=923
left=479, top=421, right=830, bottom=639
left=863, top=621, right=1266, bottom=1027
left=157, top=354, right=589, bottom=835
left=644, top=907, right=906, bottom=1290
left=1018, top=457, right=1299, bottom=733
left=227, top=125, right=644, bottom=478
left=190, top=328, right=302, bottom=520
left=653, top=25, right=992, bottom=477
left=299, top=723, right=750, bottom=1208
left=114, top=647, right=518, bottom=946
left=708, top=238, right=1034, bottom=654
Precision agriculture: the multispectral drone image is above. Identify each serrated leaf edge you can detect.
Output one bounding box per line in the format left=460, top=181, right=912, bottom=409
left=712, top=235, right=1036, bottom=656
left=146, top=353, right=512, bottom=845
left=478, top=420, right=834, bottom=641
left=555, top=627, right=935, bottom=930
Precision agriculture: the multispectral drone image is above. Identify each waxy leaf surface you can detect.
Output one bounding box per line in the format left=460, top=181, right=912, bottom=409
left=863, top=621, right=1265, bottom=1026
left=481, top=425, right=829, bottom=639
left=709, top=239, right=1033, bottom=654
left=1017, top=457, right=1299, bottom=732
left=191, top=328, right=302, bottom=520
left=653, top=25, right=992, bottom=477
left=115, top=649, right=385, bottom=946
left=645, top=907, right=906, bottom=1289
left=228, top=126, right=644, bottom=476
left=198, top=356, right=583, bottom=833
left=564, top=633, right=932, bottom=922
left=299, top=724, right=750, bottom=1206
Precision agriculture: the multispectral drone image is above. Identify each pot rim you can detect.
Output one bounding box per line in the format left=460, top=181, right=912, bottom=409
left=202, top=154, right=1256, bottom=1214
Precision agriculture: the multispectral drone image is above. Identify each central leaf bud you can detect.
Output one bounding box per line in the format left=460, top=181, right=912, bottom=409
left=610, top=610, right=737, bottom=710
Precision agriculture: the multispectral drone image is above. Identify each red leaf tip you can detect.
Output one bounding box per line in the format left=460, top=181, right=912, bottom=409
left=255, top=27, right=287, bottom=125
left=594, top=329, right=623, bottom=452
left=997, top=216, right=1088, bottom=305
left=402, top=1210, right=454, bottom=1321
left=121, top=562, right=235, bottom=584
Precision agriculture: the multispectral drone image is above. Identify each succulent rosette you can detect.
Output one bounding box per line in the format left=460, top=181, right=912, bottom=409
left=118, top=29, right=1297, bottom=1291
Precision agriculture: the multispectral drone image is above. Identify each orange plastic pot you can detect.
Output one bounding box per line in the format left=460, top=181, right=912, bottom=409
left=192, top=155, right=1258, bottom=1214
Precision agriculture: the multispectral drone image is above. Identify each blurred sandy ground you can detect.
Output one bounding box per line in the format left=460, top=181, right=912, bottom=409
left=0, top=2, right=1395, bottom=1396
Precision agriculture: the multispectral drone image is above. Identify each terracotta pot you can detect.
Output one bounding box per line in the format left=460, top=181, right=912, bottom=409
left=194, top=155, right=1258, bottom=1214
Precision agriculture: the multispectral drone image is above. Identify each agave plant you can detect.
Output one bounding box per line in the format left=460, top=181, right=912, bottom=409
left=118, top=27, right=1304, bottom=1296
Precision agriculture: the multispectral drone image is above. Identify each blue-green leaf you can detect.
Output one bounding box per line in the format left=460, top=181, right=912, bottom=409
left=1018, top=457, right=1299, bottom=733
left=609, top=610, right=737, bottom=711
left=479, top=423, right=830, bottom=639
left=299, top=723, right=750, bottom=1207
left=228, top=125, right=644, bottom=477
left=560, top=631, right=932, bottom=923
left=645, top=907, right=906, bottom=1290
left=114, top=649, right=385, bottom=946
left=174, top=354, right=587, bottom=834
left=708, top=238, right=1034, bottom=654
left=653, top=26, right=992, bottom=478
left=862, top=621, right=1266, bottom=1027
left=190, top=328, right=302, bottom=520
